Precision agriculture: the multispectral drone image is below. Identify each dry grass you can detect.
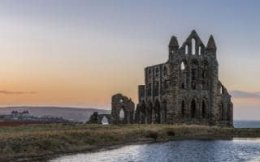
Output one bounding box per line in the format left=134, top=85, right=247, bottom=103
left=0, top=124, right=260, bottom=161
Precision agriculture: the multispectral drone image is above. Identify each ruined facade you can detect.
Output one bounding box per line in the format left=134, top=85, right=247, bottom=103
left=88, top=94, right=134, bottom=124
left=135, top=30, right=233, bottom=127
left=111, top=94, right=135, bottom=124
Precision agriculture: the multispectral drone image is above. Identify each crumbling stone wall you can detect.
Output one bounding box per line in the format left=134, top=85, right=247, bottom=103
left=111, top=94, right=135, bottom=124
left=135, top=30, right=233, bottom=127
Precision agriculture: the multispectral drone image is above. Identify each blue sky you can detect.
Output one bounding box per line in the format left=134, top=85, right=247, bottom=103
left=0, top=0, right=259, bottom=120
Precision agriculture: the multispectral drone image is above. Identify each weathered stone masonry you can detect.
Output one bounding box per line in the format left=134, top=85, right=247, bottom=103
left=111, top=94, right=135, bottom=124
left=135, top=30, right=233, bottom=126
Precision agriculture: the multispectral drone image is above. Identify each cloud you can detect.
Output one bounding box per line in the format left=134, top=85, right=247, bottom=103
left=0, top=90, right=37, bottom=95
left=230, top=90, right=260, bottom=99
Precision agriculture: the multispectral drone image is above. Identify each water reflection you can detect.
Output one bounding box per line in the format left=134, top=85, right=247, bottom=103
left=51, top=139, right=260, bottom=162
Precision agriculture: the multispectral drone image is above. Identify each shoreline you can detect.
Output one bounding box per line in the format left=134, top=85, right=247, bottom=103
left=1, top=124, right=260, bottom=161
left=24, top=137, right=260, bottom=162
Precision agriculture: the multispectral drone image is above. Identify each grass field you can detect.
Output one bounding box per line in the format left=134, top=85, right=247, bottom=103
left=1, top=123, right=260, bottom=161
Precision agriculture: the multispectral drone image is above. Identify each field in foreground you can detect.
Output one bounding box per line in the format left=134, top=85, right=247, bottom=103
left=1, top=124, right=260, bottom=161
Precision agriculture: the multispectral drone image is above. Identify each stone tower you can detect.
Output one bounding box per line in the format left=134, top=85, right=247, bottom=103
left=135, top=30, right=233, bottom=127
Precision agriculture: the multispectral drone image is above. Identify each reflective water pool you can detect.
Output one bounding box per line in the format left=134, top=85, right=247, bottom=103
left=51, top=139, right=260, bottom=162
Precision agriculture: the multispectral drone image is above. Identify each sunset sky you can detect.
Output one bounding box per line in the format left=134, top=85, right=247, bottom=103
left=0, top=0, right=260, bottom=120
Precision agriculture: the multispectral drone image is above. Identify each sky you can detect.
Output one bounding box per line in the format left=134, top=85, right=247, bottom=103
left=0, top=0, right=259, bottom=120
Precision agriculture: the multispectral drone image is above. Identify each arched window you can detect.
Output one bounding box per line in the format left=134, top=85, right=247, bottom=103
left=191, top=100, right=196, bottom=118
left=148, top=69, right=152, bottom=76
left=185, top=45, right=189, bottom=54
left=202, top=60, right=208, bottom=89
left=191, top=69, right=196, bottom=81
left=181, top=62, right=185, bottom=71
left=191, top=59, right=198, bottom=90
left=164, top=80, right=168, bottom=89
left=180, top=61, right=187, bottom=89
left=202, top=100, right=206, bottom=118
left=198, top=46, right=202, bottom=55
left=119, top=108, right=125, bottom=120
left=202, top=71, right=207, bottom=79
left=181, top=101, right=185, bottom=117
left=192, top=38, right=196, bottom=55
left=163, top=66, right=168, bottom=76
left=155, top=68, right=159, bottom=77
left=162, top=100, right=167, bottom=123
left=191, top=68, right=197, bottom=89
left=181, top=82, right=185, bottom=89
left=154, top=82, right=159, bottom=96
left=147, top=83, right=152, bottom=96
left=220, top=86, right=223, bottom=94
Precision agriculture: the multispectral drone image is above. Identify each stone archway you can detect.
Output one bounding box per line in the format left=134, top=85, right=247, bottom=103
left=191, top=99, right=196, bottom=118
left=181, top=100, right=185, bottom=118
left=119, top=107, right=125, bottom=121
left=161, top=100, right=167, bottom=123
left=202, top=100, right=206, bottom=119
left=111, top=94, right=135, bottom=124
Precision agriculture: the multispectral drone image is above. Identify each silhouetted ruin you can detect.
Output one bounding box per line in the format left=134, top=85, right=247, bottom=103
left=111, top=94, right=135, bottom=124
left=135, top=30, right=233, bottom=126
left=88, top=30, right=233, bottom=127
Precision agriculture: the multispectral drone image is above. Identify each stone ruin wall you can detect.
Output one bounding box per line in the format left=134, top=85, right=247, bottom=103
left=89, top=30, right=233, bottom=127
left=134, top=30, right=233, bottom=127
left=111, top=94, right=135, bottom=124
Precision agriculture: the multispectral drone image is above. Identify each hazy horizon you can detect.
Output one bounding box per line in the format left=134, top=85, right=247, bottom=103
left=0, top=0, right=259, bottom=120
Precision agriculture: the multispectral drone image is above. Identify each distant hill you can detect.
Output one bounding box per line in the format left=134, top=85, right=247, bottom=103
left=0, top=106, right=110, bottom=123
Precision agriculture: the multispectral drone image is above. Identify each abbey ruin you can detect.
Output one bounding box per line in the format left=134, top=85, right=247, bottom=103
left=90, top=30, right=233, bottom=127
left=134, top=30, right=233, bottom=126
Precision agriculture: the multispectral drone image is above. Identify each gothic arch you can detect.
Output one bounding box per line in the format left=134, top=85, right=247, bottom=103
left=153, top=81, right=159, bottom=96
left=191, top=59, right=199, bottom=90
left=201, top=99, right=207, bottom=118
left=191, top=38, right=196, bottom=55
left=185, top=44, right=189, bottom=54
left=119, top=107, right=125, bottom=121
left=154, top=99, right=161, bottom=123
left=163, top=66, right=168, bottom=76
left=180, top=60, right=188, bottom=89
left=181, top=100, right=185, bottom=118
left=219, top=102, right=225, bottom=120
left=191, top=99, right=196, bottom=118
left=201, top=60, right=209, bottom=89
left=161, top=100, right=167, bottom=123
